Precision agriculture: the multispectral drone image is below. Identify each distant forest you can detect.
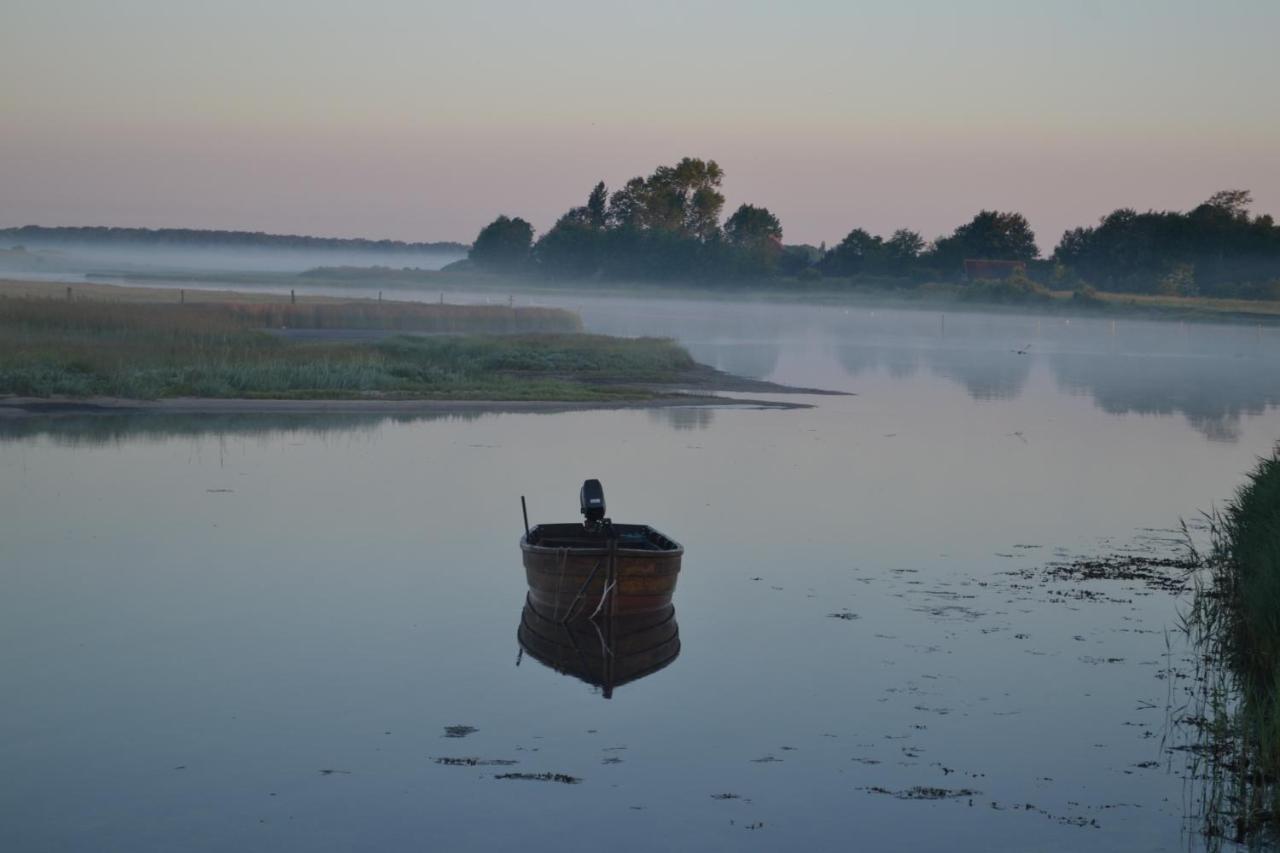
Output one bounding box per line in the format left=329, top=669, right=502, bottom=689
left=0, top=226, right=467, bottom=255
left=468, top=158, right=1280, bottom=300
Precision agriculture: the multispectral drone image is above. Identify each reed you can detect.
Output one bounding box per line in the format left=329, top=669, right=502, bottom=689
left=1185, top=447, right=1280, bottom=844
left=0, top=297, right=687, bottom=401
left=0, top=296, right=581, bottom=335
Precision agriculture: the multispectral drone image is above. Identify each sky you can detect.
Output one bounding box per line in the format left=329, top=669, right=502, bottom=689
left=2, top=0, right=1278, bottom=251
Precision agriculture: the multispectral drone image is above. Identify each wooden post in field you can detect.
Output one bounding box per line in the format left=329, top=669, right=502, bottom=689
left=378, top=291, right=382, bottom=303
left=180, top=289, right=185, bottom=304
left=291, top=289, right=296, bottom=304
left=66, top=286, right=72, bottom=301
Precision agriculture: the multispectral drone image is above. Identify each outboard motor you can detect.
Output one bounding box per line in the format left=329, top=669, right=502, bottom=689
left=580, top=479, right=606, bottom=525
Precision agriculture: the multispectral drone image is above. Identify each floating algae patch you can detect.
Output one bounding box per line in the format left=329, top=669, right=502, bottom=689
left=442, top=725, right=478, bottom=739
left=494, top=772, right=581, bottom=784
left=434, top=757, right=518, bottom=766
left=860, top=786, right=981, bottom=800
left=1036, top=555, right=1196, bottom=594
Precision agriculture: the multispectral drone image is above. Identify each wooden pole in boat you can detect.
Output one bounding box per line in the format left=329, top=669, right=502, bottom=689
left=521, top=496, right=530, bottom=538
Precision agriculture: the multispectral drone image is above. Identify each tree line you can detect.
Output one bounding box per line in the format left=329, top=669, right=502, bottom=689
left=1, top=225, right=467, bottom=255
left=472, top=158, right=783, bottom=281
left=469, top=159, right=1280, bottom=300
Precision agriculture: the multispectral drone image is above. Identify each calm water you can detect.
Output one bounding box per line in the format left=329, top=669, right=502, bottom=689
left=3, top=294, right=1280, bottom=851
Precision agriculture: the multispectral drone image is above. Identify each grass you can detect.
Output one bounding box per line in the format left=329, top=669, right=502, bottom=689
left=0, top=290, right=581, bottom=335
left=0, top=294, right=693, bottom=401
left=1185, top=447, right=1280, bottom=844
left=1079, top=290, right=1280, bottom=318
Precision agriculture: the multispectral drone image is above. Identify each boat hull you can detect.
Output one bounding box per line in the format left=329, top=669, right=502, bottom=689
left=520, top=524, right=682, bottom=617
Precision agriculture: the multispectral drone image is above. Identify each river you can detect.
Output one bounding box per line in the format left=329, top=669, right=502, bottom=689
left=3, top=288, right=1278, bottom=851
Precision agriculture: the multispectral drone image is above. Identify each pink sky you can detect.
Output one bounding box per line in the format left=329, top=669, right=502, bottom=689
left=3, top=1, right=1277, bottom=252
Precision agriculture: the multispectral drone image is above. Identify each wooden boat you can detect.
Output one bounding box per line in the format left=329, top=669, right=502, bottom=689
left=517, top=597, right=680, bottom=699
left=520, top=479, right=682, bottom=618
left=521, top=523, right=683, bottom=617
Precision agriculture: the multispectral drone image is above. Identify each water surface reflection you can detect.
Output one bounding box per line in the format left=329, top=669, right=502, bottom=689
left=517, top=600, right=680, bottom=699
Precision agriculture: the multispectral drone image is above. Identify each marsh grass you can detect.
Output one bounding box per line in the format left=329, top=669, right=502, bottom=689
left=0, top=297, right=686, bottom=401
left=1185, top=448, right=1280, bottom=845
left=0, top=296, right=581, bottom=335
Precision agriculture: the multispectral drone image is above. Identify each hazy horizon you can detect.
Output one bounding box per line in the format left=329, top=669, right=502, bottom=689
left=3, top=0, right=1277, bottom=252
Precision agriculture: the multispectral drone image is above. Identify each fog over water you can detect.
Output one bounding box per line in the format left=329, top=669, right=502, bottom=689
left=3, top=280, right=1279, bottom=851
left=0, top=243, right=465, bottom=275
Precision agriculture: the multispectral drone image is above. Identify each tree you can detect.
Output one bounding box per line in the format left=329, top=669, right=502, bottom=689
left=1202, top=189, right=1252, bottom=219
left=533, top=215, right=602, bottom=277
left=529, top=157, right=773, bottom=282
left=607, top=177, right=647, bottom=230
left=585, top=182, right=608, bottom=229
left=821, top=228, right=884, bottom=276
left=1049, top=191, right=1280, bottom=296
left=929, top=210, right=1038, bottom=272
left=724, top=204, right=782, bottom=248
left=469, top=215, right=533, bottom=272
left=604, top=158, right=725, bottom=239
left=723, top=204, right=783, bottom=273
left=884, top=229, right=925, bottom=273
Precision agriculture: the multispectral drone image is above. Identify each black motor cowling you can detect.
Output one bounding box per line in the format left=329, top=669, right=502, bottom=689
left=580, top=479, right=606, bottom=523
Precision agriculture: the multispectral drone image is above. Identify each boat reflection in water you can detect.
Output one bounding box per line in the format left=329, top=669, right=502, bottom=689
left=517, top=598, right=680, bottom=699
left=516, top=479, right=682, bottom=698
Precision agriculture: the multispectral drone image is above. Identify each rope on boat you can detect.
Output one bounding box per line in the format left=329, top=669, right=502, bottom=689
left=551, top=546, right=569, bottom=621
left=587, top=579, right=616, bottom=621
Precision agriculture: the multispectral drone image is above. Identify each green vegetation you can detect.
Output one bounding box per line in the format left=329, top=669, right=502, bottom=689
left=462, top=156, right=1280, bottom=300
left=954, top=272, right=1052, bottom=305
left=1057, top=191, right=1280, bottom=299
left=0, top=295, right=692, bottom=401
left=476, top=158, right=789, bottom=281
left=470, top=215, right=535, bottom=272
left=0, top=296, right=581, bottom=335
left=1186, top=448, right=1280, bottom=844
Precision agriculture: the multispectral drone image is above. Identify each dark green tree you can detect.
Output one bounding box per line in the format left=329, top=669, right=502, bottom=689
left=821, top=228, right=884, bottom=276
left=1051, top=190, right=1280, bottom=296
left=532, top=183, right=610, bottom=277
left=724, top=204, right=783, bottom=273
left=928, top=211, right=1038, bottom=272
left=585, top=182, right=608, bottom=229
left=1202, top=189, right=1253, bottom=219
left=469, top=215, right=533, bottom=272
left=884, top=229, right=925, bottom=272
left=607, top=177, right=648, bottom=230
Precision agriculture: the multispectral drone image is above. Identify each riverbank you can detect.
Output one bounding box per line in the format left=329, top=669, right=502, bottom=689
left=0, top=282, right=824, bottom=406
left=0, top=393, right=806, bottom=419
